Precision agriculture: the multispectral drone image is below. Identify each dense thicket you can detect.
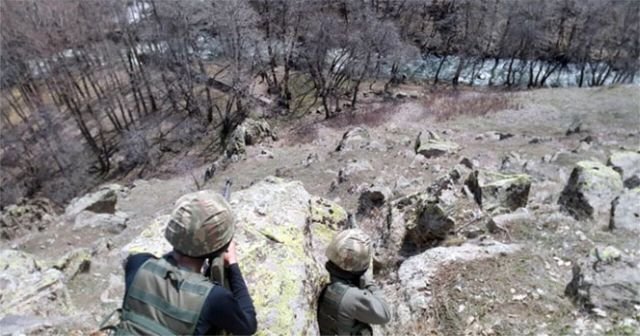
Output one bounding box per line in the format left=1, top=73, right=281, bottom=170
left=0, top=0, right=638, bottom=208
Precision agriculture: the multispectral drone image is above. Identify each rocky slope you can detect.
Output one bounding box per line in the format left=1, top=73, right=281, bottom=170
left=1, top=85, right=639, bottom=335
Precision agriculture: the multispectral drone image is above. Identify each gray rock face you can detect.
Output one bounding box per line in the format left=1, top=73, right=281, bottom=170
left=1, top=198, right=58, bottom=240
left=415, top=130, right=460, bottom=158
left=465, top=170, right=531, bottom=212
left=608, top=151, right=640, bottom=189
left=335, top=127, right=370, bottom=152
left=65, top=184, right=128, bottom=218
left=558, top=161, right=623, bottom=222
left=0, top=249, right=71, bottom=317
left=565, top=252, right=640, bottom=314
left=121, top=177, right=335, bottom=335
left=73, top=210, right=128, bottom=233
left=610, top=188, right=640, bottom=232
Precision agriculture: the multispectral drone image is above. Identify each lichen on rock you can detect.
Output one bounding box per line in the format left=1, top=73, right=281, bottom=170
left=120, top=177, right=333, bottom=335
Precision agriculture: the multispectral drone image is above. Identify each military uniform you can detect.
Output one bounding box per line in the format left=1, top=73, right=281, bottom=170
left=106, top=191, right=257, bottom=335
left=318, top=229, right=391, bottom=336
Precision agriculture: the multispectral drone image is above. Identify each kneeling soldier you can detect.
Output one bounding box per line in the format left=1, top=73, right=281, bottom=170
left=317, top=229, right=391, bottom=335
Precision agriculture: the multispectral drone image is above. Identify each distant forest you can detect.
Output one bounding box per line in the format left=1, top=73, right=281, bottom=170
left=1, top=0, right=638, bottom=207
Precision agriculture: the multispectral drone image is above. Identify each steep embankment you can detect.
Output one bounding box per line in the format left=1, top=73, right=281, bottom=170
left=1, top=85, right=638, bottom=335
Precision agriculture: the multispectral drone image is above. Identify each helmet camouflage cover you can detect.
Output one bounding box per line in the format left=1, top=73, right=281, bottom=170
left=164, top=190, right=235, bottom=257
left=326, top=229, right=372, bottom=272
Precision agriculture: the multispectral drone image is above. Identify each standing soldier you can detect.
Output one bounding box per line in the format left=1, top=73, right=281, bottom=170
left=317, top=229, right=391, bottom=335
left=112, top=190, right=257, bottom=335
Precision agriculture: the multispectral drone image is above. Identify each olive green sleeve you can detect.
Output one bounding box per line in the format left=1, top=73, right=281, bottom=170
left=340, top=285, right=391, bottom=325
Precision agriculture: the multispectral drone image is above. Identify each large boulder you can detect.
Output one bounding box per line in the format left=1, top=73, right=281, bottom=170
left=565, top=249, right=640, bottom=314
left=335, top=127, right=370, bottom=152
left=608, top=151, right=640, bottom=189
left=415, top=130, right=460, bottom=158
left=72, top=210, right=128, bottom=233
left=558, top=161, right=623, bottom=222
left=464, top=170, right=531, bottom=212
left=121, top=177, right=336, bottom=335
left=226, top=119, right=277, bottom=158
left=382, top=241, right=520, bottom=335
left=65, top=184, right=128, bottom=218
left=0, top=249, right=72, bottom=317
left=1, top=198, right=58, bottom=240
left=609, top=188, right=640, bottom=233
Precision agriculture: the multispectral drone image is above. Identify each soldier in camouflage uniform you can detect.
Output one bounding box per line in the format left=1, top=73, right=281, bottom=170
left=317, top=229, right=391, bottom=335
left=114, top=190, right=257, bottom=335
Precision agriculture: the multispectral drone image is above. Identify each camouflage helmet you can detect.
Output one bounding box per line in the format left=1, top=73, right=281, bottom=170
left=164, top=190, right=235, bottom=257
left=326, top=229, right=372, bottom=272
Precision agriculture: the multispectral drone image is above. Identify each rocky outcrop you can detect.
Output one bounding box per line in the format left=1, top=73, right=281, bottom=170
left=65, top=184, right=128, bottom=218
left=0, top=249, right=72, bottom=317
left=609, top=188, right=640, bottom=232
left=382, top=241, right=520, bottom=335
left=335, top=127, right=370, bottom=152
left=465, top=170, right=531, bottom=212
left=415, top=130, right=460, bottom=158
left=372, top=175, right=484, bottom=261
left=558, top=161, right=623, bottom=222
left=608, top=151, right=640, bottom=189
left=122, top=177, right=336, bottom=335
left=1, top=198, right=58, bottom=240
left=226, top=118, right=277, bottom=158
left=565, top=249, right=640, bottom=314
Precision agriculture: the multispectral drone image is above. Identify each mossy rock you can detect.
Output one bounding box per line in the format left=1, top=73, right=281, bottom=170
left=465, top=170, right=531, bottom=212
left=309, top=197, right=348, bottom=231
left=121, top=177, right=334, bottom=335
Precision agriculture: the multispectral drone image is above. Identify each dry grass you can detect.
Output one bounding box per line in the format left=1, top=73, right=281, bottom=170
left=285, top=102, right=401, bottom=145
left=420, top=89, right=515, bottom=121
left=428, top=253, right=576, bottom=336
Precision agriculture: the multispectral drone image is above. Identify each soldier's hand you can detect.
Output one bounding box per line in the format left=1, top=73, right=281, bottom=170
left=224, top=240, right=237, bottom=266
